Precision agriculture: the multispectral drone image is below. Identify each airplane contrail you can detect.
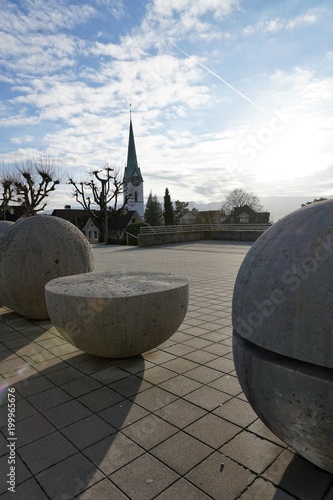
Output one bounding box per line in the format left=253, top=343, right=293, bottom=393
left=176, top=46, right=265, bottom=114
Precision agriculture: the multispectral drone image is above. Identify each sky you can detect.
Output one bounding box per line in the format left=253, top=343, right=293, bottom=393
left=1, top=0, right=333, bottom=219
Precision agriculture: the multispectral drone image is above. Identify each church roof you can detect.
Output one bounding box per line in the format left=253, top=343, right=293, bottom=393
left=123, top=114, right=143, bottom=183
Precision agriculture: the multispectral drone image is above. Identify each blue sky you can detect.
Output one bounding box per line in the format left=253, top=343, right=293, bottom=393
left=1, top=0, right=332, bottom=217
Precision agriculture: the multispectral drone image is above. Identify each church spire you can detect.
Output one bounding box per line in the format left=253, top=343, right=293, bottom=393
left=123, top=108, right=144, bottom=217
left=124, top=108, right=143, bottom=182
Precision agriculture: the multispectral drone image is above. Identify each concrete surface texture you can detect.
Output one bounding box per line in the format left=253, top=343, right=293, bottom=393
left=0, top=241, right=333, bottom=499
left=232, top=200, right=333, bottom=474
left=45, top=271, right=189, bottom=358
left=0, top=216, right=94, bottom=320
left=0, top=221, right=14, bottom=237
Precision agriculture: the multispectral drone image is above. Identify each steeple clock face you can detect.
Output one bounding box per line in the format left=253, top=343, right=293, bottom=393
left=131, top=175, right=140, bottom=186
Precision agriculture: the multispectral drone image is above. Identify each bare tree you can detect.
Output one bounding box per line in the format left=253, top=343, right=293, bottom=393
left=221, top=188, right=264, bottom=215
left=68, top=166, right=129, bottom=243
left=0, top=157, right=62, bottom=217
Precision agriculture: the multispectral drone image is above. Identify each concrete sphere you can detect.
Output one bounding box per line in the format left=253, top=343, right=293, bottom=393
left=0, top=221, right=14, bottom=237
left=232, top=199, right=333, bottom=472
left=45, top=271, right=189, bottom=358
left=0, top=216, right=94, bottom=319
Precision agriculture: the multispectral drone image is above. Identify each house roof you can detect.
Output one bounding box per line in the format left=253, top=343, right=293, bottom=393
left=224, top=205, right=270, bottom=224
left=108, top=210, right=142, bottom=231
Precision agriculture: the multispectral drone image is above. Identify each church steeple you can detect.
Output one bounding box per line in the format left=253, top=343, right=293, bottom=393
left=124, top=111, right=143, bottom=183
left=123, top=109, right=144, bottom=217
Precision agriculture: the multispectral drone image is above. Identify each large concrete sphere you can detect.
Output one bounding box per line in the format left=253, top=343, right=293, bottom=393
left=0, top=221, right=14, bottom=237
left=232, top=199, right=333, bottom=472
left=45, top=271, right=189, bottom=358
left=0, top=216, right=94, bottom=319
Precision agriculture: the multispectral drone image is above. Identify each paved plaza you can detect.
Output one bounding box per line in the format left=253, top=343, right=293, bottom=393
left=1, top=241, right=333, bottom=499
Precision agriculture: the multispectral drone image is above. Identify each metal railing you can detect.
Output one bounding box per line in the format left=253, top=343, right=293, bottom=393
left=140, top=223, right=271, bottom=234
left=125, top=231, right=139, bottom=245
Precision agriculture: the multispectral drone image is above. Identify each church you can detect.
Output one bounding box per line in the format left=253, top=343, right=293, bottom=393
left=123, top=112, right=144, bottom=218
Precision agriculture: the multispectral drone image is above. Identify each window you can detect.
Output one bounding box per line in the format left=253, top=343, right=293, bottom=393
left=239, top=214, right=250, bottom=223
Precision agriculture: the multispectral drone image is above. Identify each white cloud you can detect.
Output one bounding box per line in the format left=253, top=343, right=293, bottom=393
left=244, top=8, right=321, bottom=35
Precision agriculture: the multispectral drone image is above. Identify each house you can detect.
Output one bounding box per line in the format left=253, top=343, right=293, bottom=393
left=223, top=205, right=271, bottom=224
left=51, top=207, right=143, bottom=241
left=2, top=206, right=25, bottom=222
left=51, top=208, right=99, bottom=240
left=179, top=211, right=197, bottom=224
left=179, top=209, right=223, bottom=225
left=108, top=210, right=143, bottom=239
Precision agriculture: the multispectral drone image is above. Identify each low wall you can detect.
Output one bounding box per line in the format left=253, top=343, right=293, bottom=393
left=138, top=230, right=264, bottom=247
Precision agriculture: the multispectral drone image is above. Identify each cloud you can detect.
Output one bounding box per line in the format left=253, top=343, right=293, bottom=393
left=0, top=0, right=95, bottom=35
left=243, top=8, right=321, bottom=35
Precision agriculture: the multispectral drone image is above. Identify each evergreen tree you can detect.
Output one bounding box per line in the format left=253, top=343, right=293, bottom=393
left=144, top=191, right=163, bottom=226
left=174, top=200, right=189, bottom=224
left=163, top=187, right=175, bottom=225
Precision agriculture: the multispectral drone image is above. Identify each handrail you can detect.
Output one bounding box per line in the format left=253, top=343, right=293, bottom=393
left=125, top=231, right=139, bottom=245
left=140, top=223, right=271, bottom=234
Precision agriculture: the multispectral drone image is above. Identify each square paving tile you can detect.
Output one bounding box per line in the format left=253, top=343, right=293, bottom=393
left=184, top=385, right=232, bottom=411
left=238, top=477, right=296, bottom=499
left=122, top=414, right=178, bottom=450
left=159, top=374, right=202, bottom=397
left=60, top=375, right=103, bottom=397
left=15, top=375, right=55, bottom=397
left=109, top=374, right=152, bottom=398
left=43, top=400, right=92, bottom=429
left=91, top=366, right=131, bottom=384
left=110, top=452, right=179, bottom=500
left=206, top=357, right=235, bottom=373
left=155, top=478, right=211, bottom=499
left=263, top=449, right=333, bottom=499
left=36, top=453, right=105, bottom=499
left=78, top=386, right=124, bottom=411
left=247, top=419, right=286, bottom=446
left=185, top=452, right=255, bottom=500
left=79, top=478, right=129, bottom=499
left=16, top=413, right=56, bottom=447
left=98, top=400, right=149, bottom=429
left=140, top=365, right=177, bottom=385
left=183, top=350, right=219, bottom=364
left=185, top=413, right=240, bottom=449
left=0, top=478, right=49, bottom=499
left=160, top=357, right=199, bottom=374
left=221, top=430, right=284, bottom=474
left=185, top=365, right=221, bottom=384
left=18, top=431, right=77, bottom=474
left=155, top=398, right=206, bottom=428
left=27, top=386, right=72, bottom=411
left=213, top=397, right=258, bottom=427
left=61, top=414, right=116, bottom=449
left=208, top=374, right=243, bottom=396
left=0, top=455, right=32, bottom=494
left=151, top=431, right=212, bottom=474
left=131, top=386, right=177, bottom=412
left=83, top=432, right=145, bottom=475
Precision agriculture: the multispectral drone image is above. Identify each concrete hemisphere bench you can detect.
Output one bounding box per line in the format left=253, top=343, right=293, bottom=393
left=45, top=270, right=189, bottom=358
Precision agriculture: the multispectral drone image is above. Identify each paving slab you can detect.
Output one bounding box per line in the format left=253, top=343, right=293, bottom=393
left=1, top=241, right=332, bottom=499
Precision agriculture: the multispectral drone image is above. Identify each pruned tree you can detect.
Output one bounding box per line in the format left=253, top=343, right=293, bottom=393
left=301, top=197, right=328, bottom=207
left=0, top=157, right=62, bottom=217
left=221, top=188, right=263, bottom=215
left=163, top=188, right=175, bottom=225
left=144, top=191, right=163, bottom=226
left=174, top=200, right=189, bottom=224
left=68, top=166, right=128, bottom=243
left=0, top=178, right=15, bottom=220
